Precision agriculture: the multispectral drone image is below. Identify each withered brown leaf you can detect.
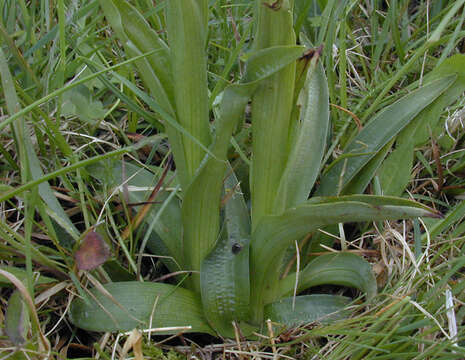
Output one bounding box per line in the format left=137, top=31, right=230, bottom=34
left=74, top=231, right=110, bottom=271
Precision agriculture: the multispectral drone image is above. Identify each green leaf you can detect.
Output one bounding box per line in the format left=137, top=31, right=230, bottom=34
left=181, top=45, right=307, bottom=291
left=5, top=290, right=30, bottom=345
left=249, top=195, right=439, bottom=323
left=342, top=139, right=394, bottom=195
left=98, top=0, right=189, bottom=188
left=181, top=84, right=253, bottom=291
left=166, top=0, right=211, bottom=186
left=69, top=281, right=214, bottom=334
left=317, top=75, right=456, bottom=196
left=250, top=0, right=297, bottom=228
left=378, top=139, right=414, bottom=196
left=62, top=84, right=106, bottom=124
left=274, top=253, right=377, bottom=301
left=0, top=266, right=56, bottom=287
left=98, top=0, right=172, bottom=104
left=200, top=171, right=252, bottom=337
left=103, top=260, right=136, bottom=282
left=264, top=295, right=351, bottom=328
left=274, top=49, right=329, bottom=211
left=242, top=45, right=305, bottom=83
left=422, top=199, right=465, bottom=241
left=379, top=55, right=465, bottom=196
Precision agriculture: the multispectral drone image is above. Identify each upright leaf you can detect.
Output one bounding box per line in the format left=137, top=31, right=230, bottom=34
left=250, top=0, right=297, bottom=228
left=5, top=290, right=30, bottom=345
left=98, top=0, right=188, bottom=189
left=200, top=171, right=252, bottom=337
left=166, top=0, right=211, bottom=186
left=181, top=45, right=306, bottom=291
left=274, top=47, right=329, bottom=211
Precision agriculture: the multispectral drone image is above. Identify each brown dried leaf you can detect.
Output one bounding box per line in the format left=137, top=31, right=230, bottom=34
left=75, top=231, right=110, bottom=271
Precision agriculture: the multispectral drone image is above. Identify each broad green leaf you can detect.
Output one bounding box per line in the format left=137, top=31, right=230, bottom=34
left=264, top=295, right=351, bottom=328
left=317, top=75, right=456, bottom=196
left=200, top=171, right=252, bottom=337
left=182, top=45, right=307, bottom=291
left=250, top=0, right=297, bottom=228
left=249, top=195, right=439, bottom=323
left=181, top=85, right=252, bottom=291
left=69, top=282, right=214, bottom=334
left=274, top=253, right=377, bottom=301
left=379, top=55, right=465, bottom=196
left=5, top=290, right=30, bottom=345
left=274, top=48, right=329, bottom=211
left=88, top=160, right=183, bottom=269
left=166, top=0, right=211, bottom=185
left=0, top=266, right=56, bottom=287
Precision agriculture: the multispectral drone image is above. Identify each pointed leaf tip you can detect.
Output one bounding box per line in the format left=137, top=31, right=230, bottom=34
left=428, top=210, right=444, bottom=219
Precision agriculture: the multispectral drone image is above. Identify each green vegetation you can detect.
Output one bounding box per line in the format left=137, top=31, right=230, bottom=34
left=1, top=0, right=464, bottom=358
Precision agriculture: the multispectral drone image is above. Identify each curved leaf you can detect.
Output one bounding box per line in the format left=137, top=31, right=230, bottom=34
left=264, top=295, right=351, bottom=328
left=274, top=48, right=329, bottom=211
left=242, top=45, right=305, bottom=83
left=69, top=282, right=214, bottom=334
left=98, top=0, right=191, bottom=189
left=99, top=0, right=172, bottom=107
left=274, top=253, right=377, bottom=301
left=249, top=195, right=439, bottom=323
left=317, top=75, right=456, bottom=196
left=200, top=171, right=252, bottom=337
